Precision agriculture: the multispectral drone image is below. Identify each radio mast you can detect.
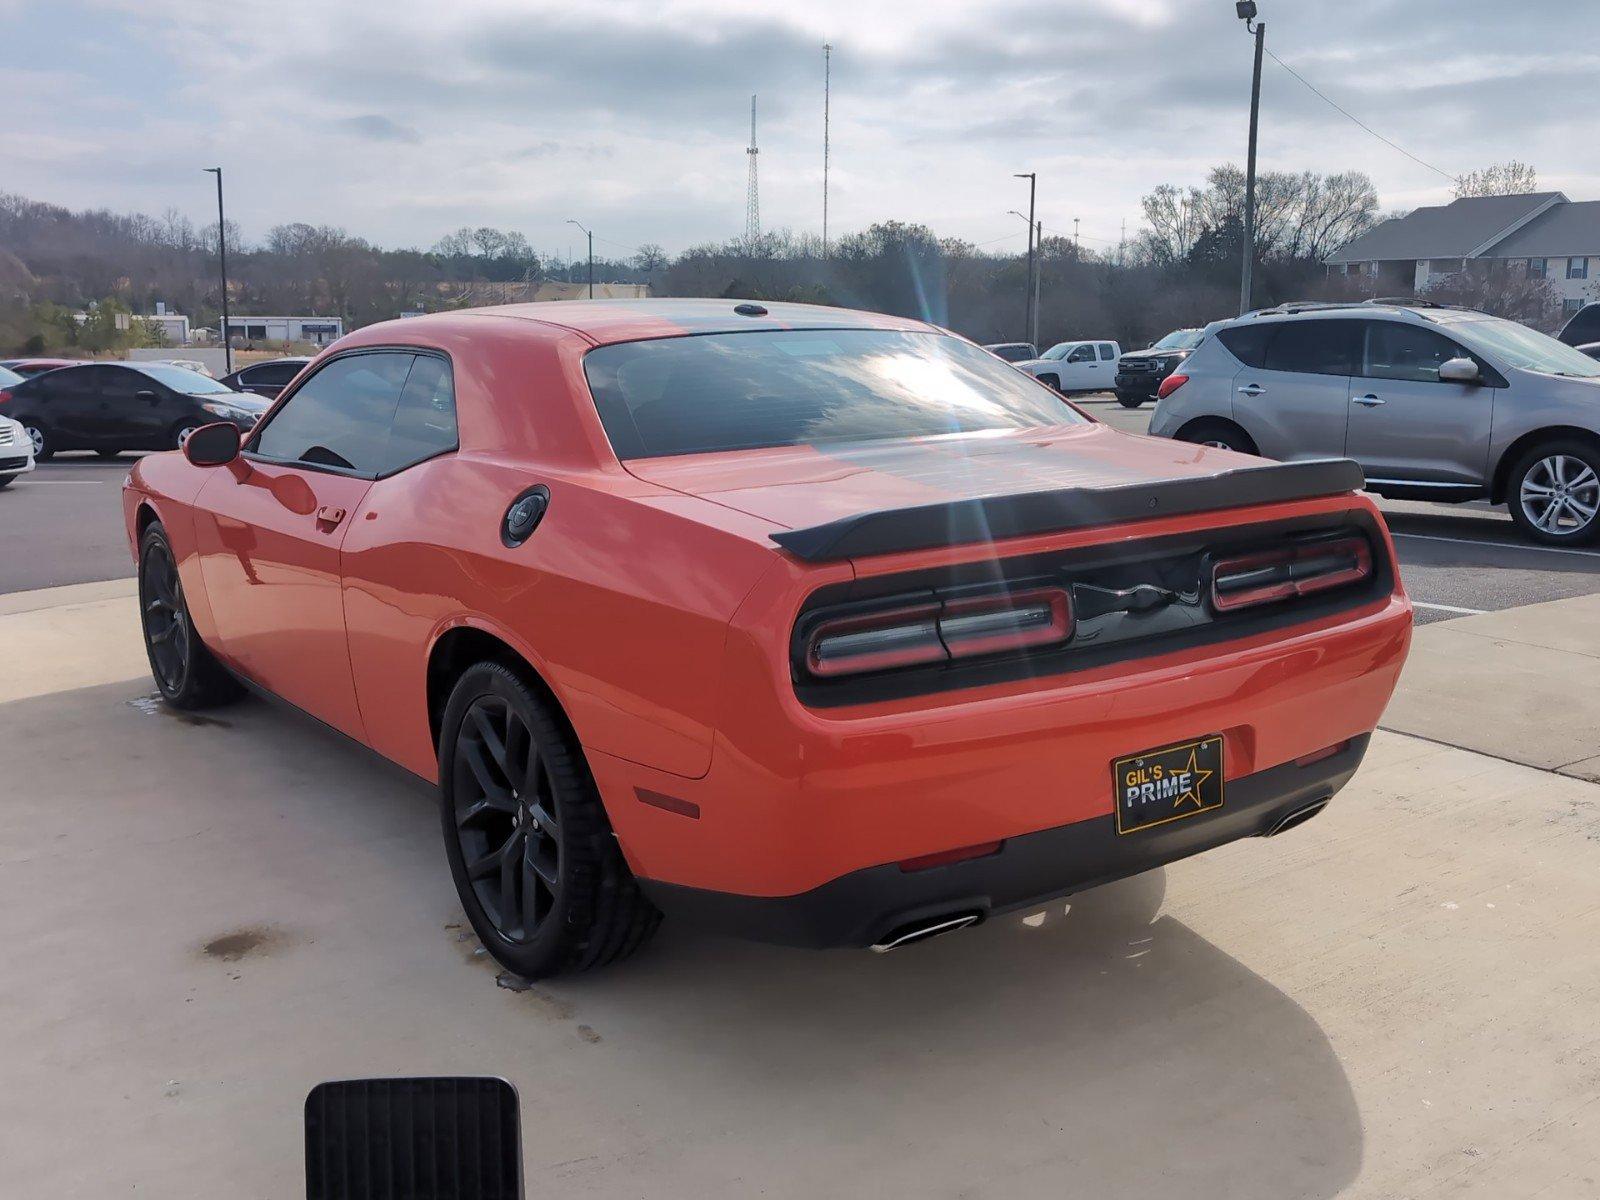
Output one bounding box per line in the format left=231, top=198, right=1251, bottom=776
left=745, top=94, right=761, bottom=244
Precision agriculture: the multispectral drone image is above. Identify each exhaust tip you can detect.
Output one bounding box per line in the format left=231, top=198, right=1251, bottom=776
left=1262, top=797, right=1330, bottom=837
left=870, top=912, right=982, bottom=953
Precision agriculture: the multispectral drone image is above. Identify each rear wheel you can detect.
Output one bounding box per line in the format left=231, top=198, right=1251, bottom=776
left=138, top=522, right=244, bottom=708
left=174, top=424, right=201, bottom=450
left=439, top=661, right=661, bottom=979
left=1508, top=440, right=1600, bottom=545
left=24, top=423, right=51, bottom=461
left=1176, top=419, right=1257, bottom=455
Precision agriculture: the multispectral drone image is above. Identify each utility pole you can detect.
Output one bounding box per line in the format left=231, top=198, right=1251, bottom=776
left=1238, top=1, right=1265, bottom=314
left=1014, top=172, right=1036, bottom=345
left=823, top=44, right=832, bottom=258
left=203, top=167, right=231, bottom=374
left=566, top=220, right=594, bottom=298
left=1032, top=219, right=1043, bottom=348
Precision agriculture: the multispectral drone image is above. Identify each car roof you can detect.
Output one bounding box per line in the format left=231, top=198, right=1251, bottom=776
left=347, top=298, right=935, bottom=349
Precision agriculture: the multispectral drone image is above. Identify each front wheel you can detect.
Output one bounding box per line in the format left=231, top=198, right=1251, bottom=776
left=138, top=522, right=244, bottom=708
left=1508, top=440, right=1600, bottom=545
left=24, top=423, right=51, bottom=461
left=439, top=662, right=661, bottom=979
left=0, top=475, right=12, bottom=490
left=1116, top=392, right=1145, bottom=409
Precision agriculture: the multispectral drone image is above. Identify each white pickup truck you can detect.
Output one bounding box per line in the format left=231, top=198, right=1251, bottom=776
left=1015, top=339, right=1121, bottom=393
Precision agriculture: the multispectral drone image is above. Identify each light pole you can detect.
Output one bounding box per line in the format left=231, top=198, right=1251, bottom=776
left=1010, top=209, right=1042, bottom=348
left=1014, top=172, right=1036, bottom=345
left=203, top=167, right=232, bottom=373
left=566, top=219, right=594, bottom=298
left=1237, top=1, right=1265, bottom=315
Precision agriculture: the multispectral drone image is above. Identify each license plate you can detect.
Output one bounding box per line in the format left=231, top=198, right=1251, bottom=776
left=1113, top=735, right=1225, bottom=835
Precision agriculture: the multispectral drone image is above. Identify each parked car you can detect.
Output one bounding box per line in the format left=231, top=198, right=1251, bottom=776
left=5, top=361, right=266, bottom=459
left=1149, top=299, right=1600, bottom=544
left=1113, top=329, right=1204, bottom=409
left=218, top=356, right=311, bottom=400
left=1556, top=302, right=1600, bottom=348
left=1578, top=343, right=1600, bottom=362
left=155, top=359, right=216, bottom=377
left=0, top=358, right=89, bottom=377
left=1016, top=339, right=1121, bottom=392
left=125, top=299, right=1410, bottom=979
left=0, top=366, right=36, bottom=488
left=982, top=342, right=1038, bottom=363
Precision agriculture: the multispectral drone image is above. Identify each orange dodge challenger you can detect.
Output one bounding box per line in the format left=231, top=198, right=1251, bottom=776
left=123, top=300, right=1411, bottom=978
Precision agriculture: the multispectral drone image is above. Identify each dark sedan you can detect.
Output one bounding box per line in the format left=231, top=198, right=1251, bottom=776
left=4, top=362, right=266, bottom=459
left=218, top=356, right=311, bottom=399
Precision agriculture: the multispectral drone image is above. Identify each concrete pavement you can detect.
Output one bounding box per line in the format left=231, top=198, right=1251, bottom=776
left=2, top=583, right=1598, bottom=1198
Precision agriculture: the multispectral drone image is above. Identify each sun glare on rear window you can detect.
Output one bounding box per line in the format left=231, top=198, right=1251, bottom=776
left=582, top=328, right=1085, bottom=460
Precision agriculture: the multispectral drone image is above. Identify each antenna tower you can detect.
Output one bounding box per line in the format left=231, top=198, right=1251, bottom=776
left=745, top=94, right=761, bottom=243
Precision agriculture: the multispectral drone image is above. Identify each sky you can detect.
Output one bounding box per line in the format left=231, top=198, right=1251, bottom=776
left=4, top=0, right=1597, bottom=264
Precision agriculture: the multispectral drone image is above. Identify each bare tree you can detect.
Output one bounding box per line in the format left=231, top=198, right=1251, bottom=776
left=1453, top=161, right=1540, bottom=198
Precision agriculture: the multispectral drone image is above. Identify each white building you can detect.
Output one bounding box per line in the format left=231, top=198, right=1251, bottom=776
left=145, top=302, right=191, bottom=345
left=1327, top=192, right=1600, bottom=314
left=223, top=315, right=344, bottom=346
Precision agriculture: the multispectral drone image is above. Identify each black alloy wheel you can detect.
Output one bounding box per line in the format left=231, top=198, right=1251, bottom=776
left=137, top=523, right=242, bottom=708
left=452, top=693, right=562, bottom=943
left=438, top=661, right=661, bottom=978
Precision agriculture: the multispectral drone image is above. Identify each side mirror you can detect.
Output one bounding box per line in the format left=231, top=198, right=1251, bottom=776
left=135, top=388, right=160, bottom=403
left=183, top=421, right=241, bottom=466
left=1439, top=357, right=1480, bottom=384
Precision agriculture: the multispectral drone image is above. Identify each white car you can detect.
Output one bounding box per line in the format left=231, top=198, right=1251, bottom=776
left=1015, top=339, right=1122, bottom=393
left=0, top=413, right=36, bottom=488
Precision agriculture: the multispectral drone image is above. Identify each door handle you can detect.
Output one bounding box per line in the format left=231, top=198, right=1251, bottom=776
left=1237, top=384, right=1265, bottom=397
left=1352, top=394, right=1386, bottom=407
left=315, top=505, right=346, bottom=526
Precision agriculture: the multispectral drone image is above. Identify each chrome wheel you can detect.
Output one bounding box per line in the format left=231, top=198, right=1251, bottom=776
left=451, top=695, right=561, bottom=944
left=176, top=425, right=200, bottom=449
left=26, top=426, right=44, bottom=457
left=1520, top=454, right=1599, bottom=536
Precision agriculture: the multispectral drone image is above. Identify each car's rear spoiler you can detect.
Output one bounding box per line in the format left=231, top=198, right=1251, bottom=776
left=769, top=458, right=1366, bottom=562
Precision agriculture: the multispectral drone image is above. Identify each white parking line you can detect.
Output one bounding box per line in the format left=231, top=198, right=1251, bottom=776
left=1411, top=600, right=1488, bottom=615
left=1391, top=532, right=1600, bottom=560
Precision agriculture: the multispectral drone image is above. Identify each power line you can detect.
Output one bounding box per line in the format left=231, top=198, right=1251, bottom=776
left=1264, top=48, right=1455, bottom=181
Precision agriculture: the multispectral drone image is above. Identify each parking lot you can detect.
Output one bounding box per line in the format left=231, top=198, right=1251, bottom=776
left=3, top=402, right=1600, bottom=1196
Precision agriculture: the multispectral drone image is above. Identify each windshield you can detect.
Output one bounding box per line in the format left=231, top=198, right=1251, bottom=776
left=1039, top=343, right=1076, bottom=360
left=1451, top=316, right=1600, bottom=378
left=132, top=363, right=242, bottom=394
left=1151, top=330, right=1203, bottom=350
left=584, top=328, right=1087, bottom=459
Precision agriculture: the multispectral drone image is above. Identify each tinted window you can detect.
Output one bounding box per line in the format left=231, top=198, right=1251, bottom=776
left=97, top=366, right=150, bottom=405
left=1098, top=344, right=1116, bottom=361
left=1361, top=322, right=1466, bottom=383
left=1215, top=324, right=1272, bottom=368
left=1264, top=320, right=1359, bottom=375
left=245, top=362, right=302, bottom=386
left=584, top=329, right=1086, bottom=460
left=1560, top=304, right=1600, bottom=346
left=40, top=366, right=98, bottom=399
left=381, top=354, right=457, bottom=474
left=252, top=352, right=414, bottom=473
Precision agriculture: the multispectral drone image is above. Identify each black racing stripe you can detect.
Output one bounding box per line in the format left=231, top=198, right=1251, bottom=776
left=769, top=458, right=1368, bottom=561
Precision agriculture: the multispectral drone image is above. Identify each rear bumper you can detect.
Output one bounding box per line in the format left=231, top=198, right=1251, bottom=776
left=641, top=734, right=1369, bottom=948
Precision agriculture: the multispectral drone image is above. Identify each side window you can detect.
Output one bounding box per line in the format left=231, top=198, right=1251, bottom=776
left=1215, top=324, right=1272, bottom=369
left=252, top=352, right=415, bottom=474
left=1263, top=320, right=1359, bottom=376
left=1098, top=343, right=1116, bottom=361
left=1066, top=345, right=1095, bottom=364
left=380, top=354, right=457, bottom=475
left=247, top=363, right=301, bottom=387
left=1361, top=321, right=1467, bottom=384
left=44, top=367, right=99, bottom=403
left=97, top=367, right=147, bottom=407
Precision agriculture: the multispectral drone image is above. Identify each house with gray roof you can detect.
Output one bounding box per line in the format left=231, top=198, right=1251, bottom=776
left=1326, top=192, right=1600, bottom=313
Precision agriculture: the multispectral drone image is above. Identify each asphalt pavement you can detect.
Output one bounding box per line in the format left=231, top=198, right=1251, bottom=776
left=7, top=428, right=1600, bottom=627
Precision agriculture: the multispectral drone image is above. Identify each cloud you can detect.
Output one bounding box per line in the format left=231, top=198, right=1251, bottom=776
left=335, top=114, right=422, bottom=144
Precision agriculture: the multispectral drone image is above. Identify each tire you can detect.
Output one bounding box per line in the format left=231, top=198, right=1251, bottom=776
left=1506, top=439, right=1600, bottom=546
left=174, top=424, right=201, bottom=450
left=23, top=423, right=52, bottom=461
left=1176, top=419, right=1258, bottom=455
left=438, top=661, right=661, bottom=979
left=137, top=522, right=245, bottom=709
left=96, top=448, right=122, bottom=459
left=1116, top=392, right=1145, bottom=409
left=1037, top=374, right=1062, bottom=392
left=0, top=475, right=12, bottom=490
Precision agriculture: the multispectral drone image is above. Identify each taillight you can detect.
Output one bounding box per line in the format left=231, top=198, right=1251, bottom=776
left=0, top=389, right=12, bottom=406
left=1156, top=373, right=1189, bottom=399
left=804, top=587, right=1074, bottom=679
left=1209, top=536, right=1372, bottom=613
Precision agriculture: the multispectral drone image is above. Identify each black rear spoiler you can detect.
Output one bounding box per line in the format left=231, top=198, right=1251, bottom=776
left=769, top=458, right=1366, bottom=562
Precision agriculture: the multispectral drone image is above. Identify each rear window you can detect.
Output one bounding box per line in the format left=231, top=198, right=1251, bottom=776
left=583, top=329, right=1086, bottom=460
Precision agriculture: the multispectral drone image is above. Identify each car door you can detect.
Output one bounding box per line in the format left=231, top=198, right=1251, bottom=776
left=193, top=350, right=416, bottom=739
left=1345, top=319, right=1497, bottom=487
left=34, top=366, right=100, bottom=446
left=96, top=366, right=172, bottom=448
left=1059, top=343, right=1101, bottom=390
left=1226, top=319, right=1359, bottom=461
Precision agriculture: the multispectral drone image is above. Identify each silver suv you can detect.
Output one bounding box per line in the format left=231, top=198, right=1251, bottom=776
left=1148, top=301, right=1600, bottom=544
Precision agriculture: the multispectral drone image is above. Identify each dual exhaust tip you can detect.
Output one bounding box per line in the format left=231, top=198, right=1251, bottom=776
left=870, top=798, right=1330, bottom=953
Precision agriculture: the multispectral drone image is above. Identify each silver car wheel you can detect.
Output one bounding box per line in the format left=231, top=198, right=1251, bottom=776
left=27, top=426, right=44, bottom=457
left=1520, top=454, right=1600, bottom=535
left=1201, top=439, right=1231, bottom=449
left=176, top=425, right=200, bottom=449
